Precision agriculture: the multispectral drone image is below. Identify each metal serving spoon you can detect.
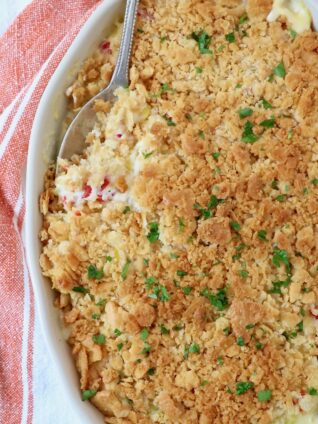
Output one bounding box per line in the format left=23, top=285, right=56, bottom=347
left=56, top=0, right=139, bottom=171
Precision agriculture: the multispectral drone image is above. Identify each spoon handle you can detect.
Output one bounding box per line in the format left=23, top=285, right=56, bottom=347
left=109, top=0, right=140, bottom=89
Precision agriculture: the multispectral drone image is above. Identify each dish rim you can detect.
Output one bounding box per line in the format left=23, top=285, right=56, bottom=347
left=25, top=1, right=124, bottom=422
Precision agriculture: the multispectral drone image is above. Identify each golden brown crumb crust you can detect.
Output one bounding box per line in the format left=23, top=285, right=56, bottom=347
left=40, top=1, right=318, bottom=423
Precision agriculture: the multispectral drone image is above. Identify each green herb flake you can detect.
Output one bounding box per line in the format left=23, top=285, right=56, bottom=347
left=287, top=128, right=293, bottom=139
left=272, top=248, right=291, bottom=272
left=143, top=258, right=149, bottom=266
left=311, top=178, right=318, bottom=186
left=160, top=35, right=167, bottom=43
left=239, top=14, right=249, bottom=25
left=212, top=152, right=220, bottom=159
left=255, top=341, right=264, bottom=350
left=178, top=217, right=185, bottom=233
left=147, top=221, right=159, bottom=243
left=245, top=323, right=255, bottom=330
left=296, top=320, right=303, bottom=333
left=189, top=342, right=200, bottom=354
left=275, top=194, right=286, bottom=202
left=260, top=117, right=275, bottom=128
left=142, top=151, right=154, bottom=159
left=82, top=389, right=97, bottom=401
left=271, top=179, right=279, bottom=190
left=217, top=356, right=224, bottom=365
left=140, top=328, right=149, bottom=341
left=160, top=324, right=170, bottom=335
left=223, top=326, right=231, bottom=336
left=236, top=381, right=254, bottom=395
left=239, top=270, right=249, bottom=279
left=87, top=265, right=104, bottom=280
left=257, top=390, right=272, bottom=402
left=92, top=313, right=100, bottom=320
left=235, top=83, right=242, bottom=89
left=145, top=276, right=156, bottom=289
left=260, top=98, right=273, bottom=109
left=300, top=307, right=305, bottom=317
left=117, top=342, right=123, bottom=351
left=230, top=220, right=241, bottom=231
left=289, top=29, right=297, bottom=39
left=237, top=336, right=245, bottom=346
left=191, top=30, right=213, bottom=55
left=95, top=298, right=106, bottom=306
left=257, top=230, right=267, bottom=241
left=182, top=286, right=193, bottom=295
left=201, top=380, right=209, bottom=387
left=273, top=62, right=286, bottom=78
left=198, top=130, right=205, bottom=140
left=218, top=44, right=225, bottom=52
left=106, top=255, right=113, bottom=262
left=114, top=329, right=122, bottom=338
left=185, top=113, right=192, bottom=121
left=72, top=286, right=89, bottom=294
left=225, top=32, right=236, bottom=43
left=149, top=284, right=171, bottom=302
left=137, top=28, right=144, bottom=34
left=308, top=387, right=318, bottom=396
left=176, top=270, right=188, bottom=277
left=163, top=114, right=176, bottom=126
left=121, top=260, right=131, bottom=280
left=241, top=121, right=258, bottom=143
left=239, top=107, right=253, bottom=119
left=200, top=287, right=229, bottom=311
left=92, top=334, right=106, bottom=345
left=141, top=341, right=151, bottom=355
left=147, top=367, right=156, bottom=376
left=195, top=66, right=203, bottom=74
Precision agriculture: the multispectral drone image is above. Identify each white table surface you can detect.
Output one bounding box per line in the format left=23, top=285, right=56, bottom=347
left=0, top=2, right=80, bottom=423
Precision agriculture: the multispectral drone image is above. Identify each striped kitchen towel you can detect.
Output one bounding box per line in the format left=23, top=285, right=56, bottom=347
left=0, top=1, right=102, bottom=423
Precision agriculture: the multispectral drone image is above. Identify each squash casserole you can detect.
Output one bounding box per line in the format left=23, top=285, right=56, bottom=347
left=39, top=0, right=318, bottom=422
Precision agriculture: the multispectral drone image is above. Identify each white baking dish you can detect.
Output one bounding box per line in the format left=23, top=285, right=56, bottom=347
left=25, top=1, right=318, bottom=423
left=25, top=1, right=124, bottom=423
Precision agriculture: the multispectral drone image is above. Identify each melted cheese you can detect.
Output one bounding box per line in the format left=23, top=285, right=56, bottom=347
left=267, top=0, right=312, bottom=33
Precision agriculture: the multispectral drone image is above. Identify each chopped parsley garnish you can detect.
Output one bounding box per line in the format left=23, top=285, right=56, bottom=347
left=272, top=248, right=291, bottom=272
left=239, top=13, right=248, bottom=25
left=201, top=380, right=209, bottom=387
left=200, top=287, right=228, bottom=311
left=300, top=307, right=305, bottom=317
left=198, top=130, right=205, bottom=140
left=106, top=255, right=113, bottom=262
left=260, top=117, right=275, bottom=128
left=177, top=218, right=185, bottom=233
left=239, top=270, right=249, bottom=279
left=163, top=114, right=176, bottom=126
left=185, top=113, right=192, bottom=121
left=145, top=276, right=156, bottom=288
left=121, top=260, right=131, bottom=280
left=208, top=195, right=224, bottom=209
left=308, top=387, right=318, bottom=396
left=195, top=66, right=203, bottom=74
left=137, top=28, right=144, bottom=34
left=92, top=334, right=106, bottom=345
left=147, top=367, right=156, bottom=376
left=148, top=284, right=170, bottom=302
left=235, top=83, right=242, bottom=89
left=311, top=178, right=318, bottom=186
left=257, top=390, right=272, bottom=402
left=72, top=286, right=89, bottom=294
left=245, top=323, right=255, bottom=330
left=92, top=313, right=100, bottom=320
left=239, top=107, right=253, bottom=119
left=289, top=29, right=297, bottom=39
left=271, top=179, right=279, bottom=190
left=230, top=221, right=241, bottom=231
left=191, top=30, right=213, bottom=55
left=114, top=329, right=122, bottom=338
left=117, top=342, right=123, bottom=351
left=288, top=128, right=293, bottom=139
left=141, top=342, right=151, bottom=355
left=82, top=389, right=97, bottom=401
left=241, top=121, right=258, bottom=143
left=176, top=270, right=188, bottom=277
left=160, top=324, right=170, bottom=335
left=87, top=265, right=104, bottom=280
left=218, top=44, right=225, bottom=52
left=189, top=342, right=200, bottom=353
left=160, top=35, right=167, bottom=43
left=273, top=62, right=286, bottom=78
left=147, top=221, right=159, bottom=243
left=269, top=279, right=291, bottom=294
left=236, top=381, right=254, bottom=395
left=260, top=98, right=273, bottom=110
left=159, top=83, right=173, bottom=94
left=257, top=230, right=267, bottom=241
left=212, top=152, right=220, bottom=159
left=140, top=328, right=149, bottom=341
left=225, top=32, right=236, bottom=43
left=143, top=258, right=149, bottom=266
left=237, top=336, right=245, bottom=346
left=142, top=151, right=154, bottom=159
left=217, top=356, right=223, bottom=365
left=182, top=286, right=193, bottom=295
left=95, top=298, right=106, bottom=306
left=275, top=194, right=286, bottom=202
left=255, top=341, right=264, bottom=350
left=223, top=326, right=231, bottom=336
